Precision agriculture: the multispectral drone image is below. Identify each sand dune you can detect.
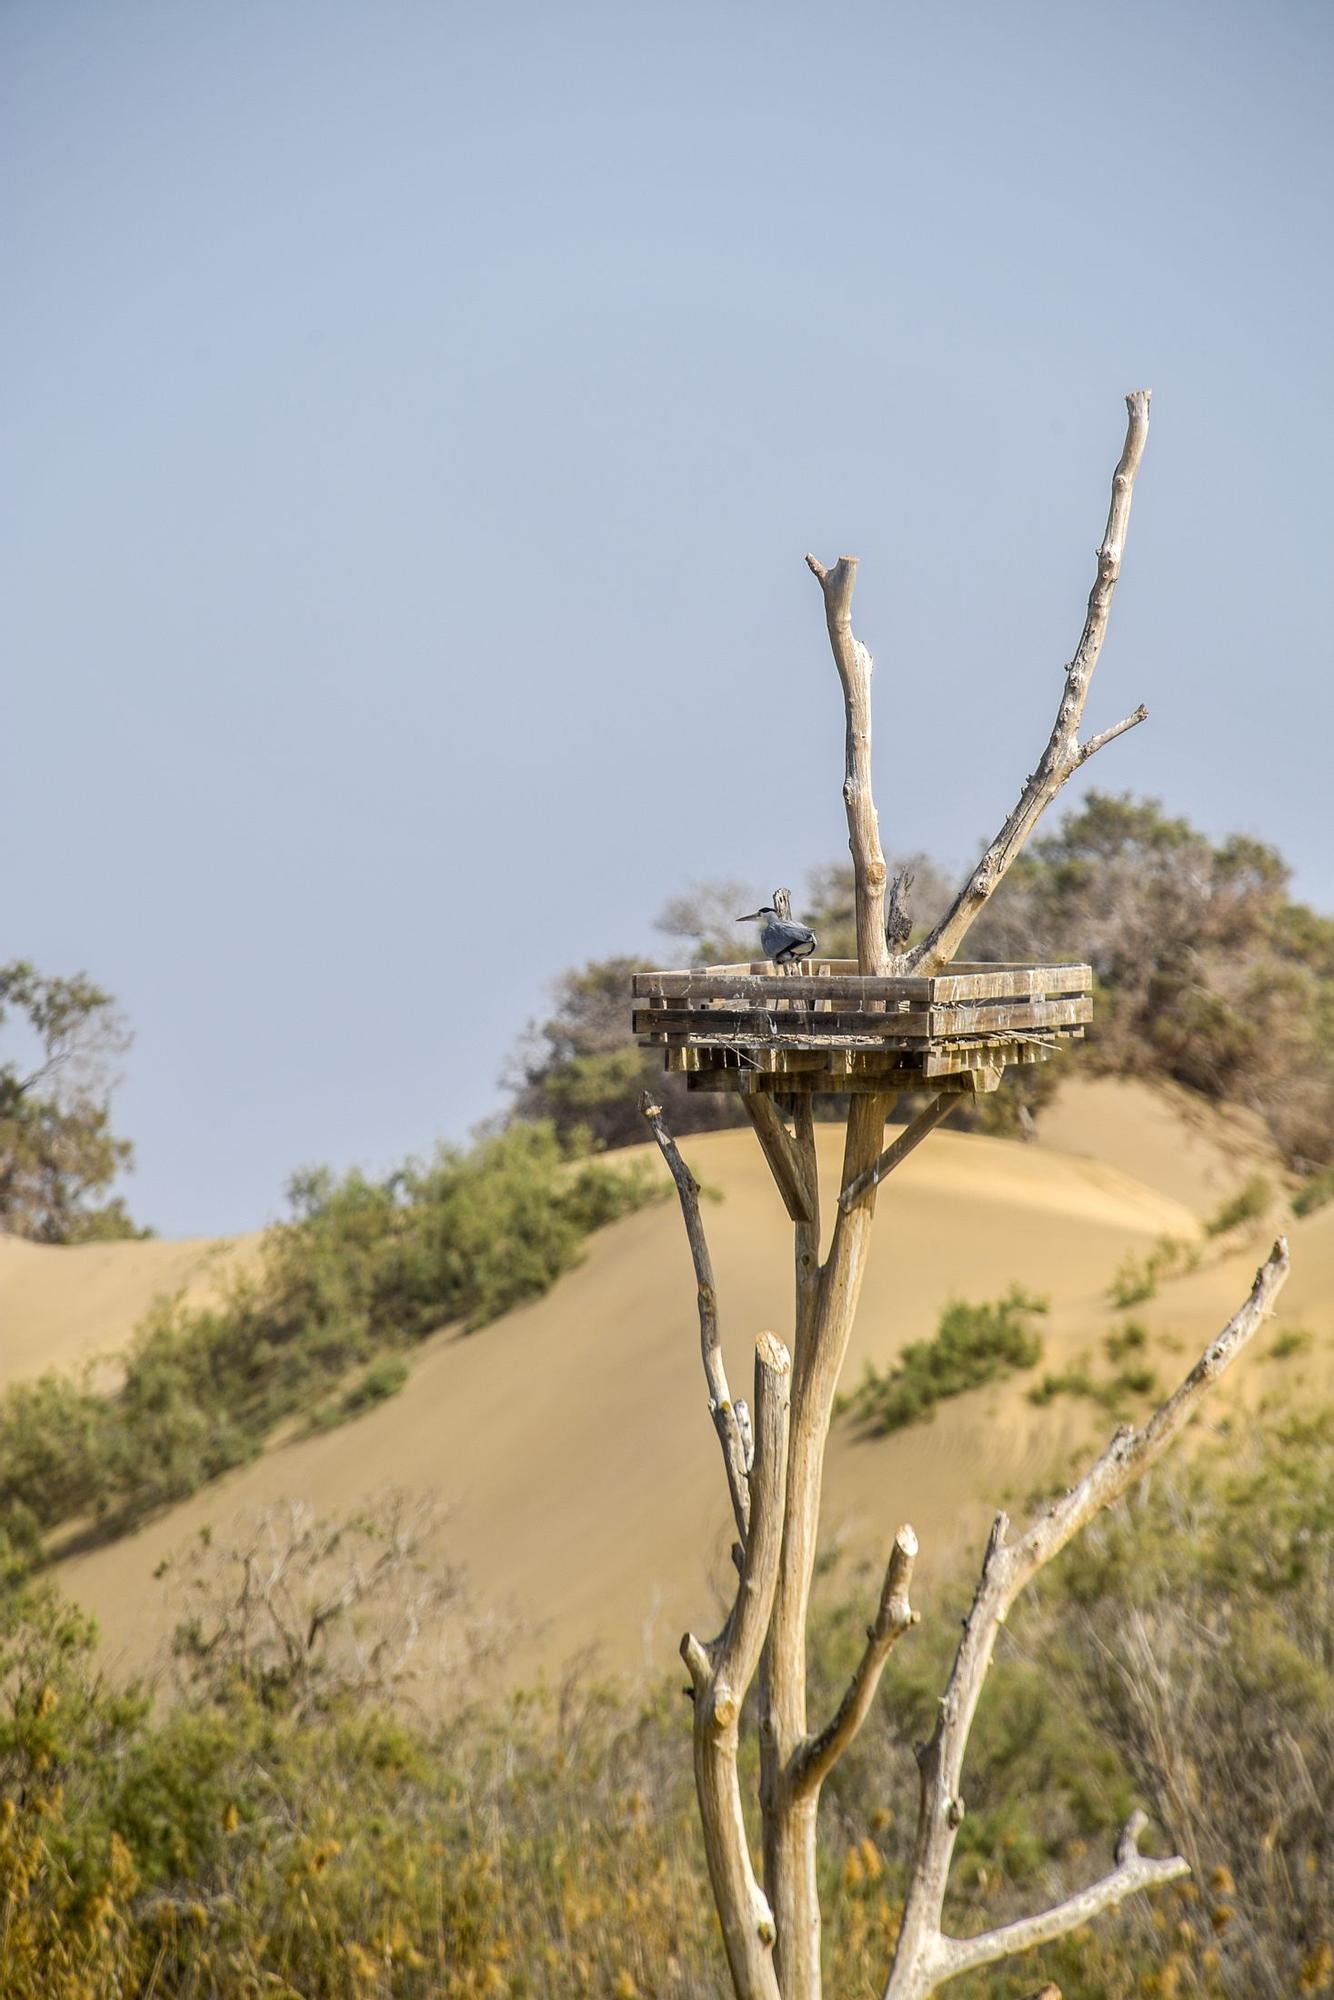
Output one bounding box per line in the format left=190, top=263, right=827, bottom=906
left=51, top=1081, right=1324, bottom=1693
left=0, top=1231, right=261, bottom=1391
left=1036, top=1075, right=1287, bottom=1219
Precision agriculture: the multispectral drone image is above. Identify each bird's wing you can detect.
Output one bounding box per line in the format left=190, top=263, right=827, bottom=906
left=768, top=921, right=817, bottom=961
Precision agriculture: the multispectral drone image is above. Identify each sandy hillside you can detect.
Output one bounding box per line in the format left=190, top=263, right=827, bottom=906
left=0, top=1231, right=262, bottom=1391
left=51, top=1079, right=1326, bottom=1693
left=1036, top=1075, right=1288, bottom=1219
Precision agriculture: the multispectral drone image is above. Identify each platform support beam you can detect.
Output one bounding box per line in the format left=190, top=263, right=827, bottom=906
left=743, top=1096, right=819, bottom=1226
left=838, top=1094, right=953, bottom=1213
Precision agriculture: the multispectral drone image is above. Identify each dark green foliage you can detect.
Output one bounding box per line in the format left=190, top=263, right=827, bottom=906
left=0, top=960, right=146, bottom=1242
left=971, top=794, right=1334, bottom=1171
left=841, top=1288, right=1046, bottom=1434
left=1267, top=1327, right=1314, bottom=1361
left=1293, top=1165, right=1334, bottom=1217
left=338, top=1354, right=411, bottom=1418
left=1104, top=1320, right=1148, bottom=1363
left=1029, top=1329, right=1160, bottom=1416
left=507, top=955, right=747, bottom=1146
left=1106, top=1234, right=1197, bottom=1307
left=1204, top=1173, right=1273, bottom=1237
left=0, top=1123, right=660, bottom=1554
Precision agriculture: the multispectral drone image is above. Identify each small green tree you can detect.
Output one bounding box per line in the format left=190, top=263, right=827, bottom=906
left=0, top=961, right=147, bottom=1242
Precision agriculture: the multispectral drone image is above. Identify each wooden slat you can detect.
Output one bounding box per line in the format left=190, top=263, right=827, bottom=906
left=839, top=1095, right=954, bottom=1211
left=928, top=964, right=1092, bottom=1002
left=632, top=962, right=1091, bottom=1006
left=632, top=999, right=1090, bottom=1045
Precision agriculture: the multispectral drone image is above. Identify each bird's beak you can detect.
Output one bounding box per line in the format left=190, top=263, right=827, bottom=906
left=736, top=911, right=763, bottom=923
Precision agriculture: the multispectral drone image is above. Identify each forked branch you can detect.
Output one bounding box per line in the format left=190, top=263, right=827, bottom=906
left=906, top=390, right=1152, bottom=975
left=884, top=1237, right=1290, bottom=1999
left=641, top=1092, right=750, bottom=1540
left=794, top=1523, right=919, bottom=1795
left=933, top=1813, right=1186, bottom=1985
left=682, top=1333, right=793, bottom=2000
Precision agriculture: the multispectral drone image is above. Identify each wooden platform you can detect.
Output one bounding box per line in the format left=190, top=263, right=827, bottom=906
left=632, top=960, right=1092, bottom=1096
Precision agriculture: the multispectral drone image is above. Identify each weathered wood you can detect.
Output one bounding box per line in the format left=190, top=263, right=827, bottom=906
left=744, top=1096, right=818, bottom=1225
left=806, top=554, right=891, bottom=975
left=839, top=1097, right=954, bottom=1211
left=640, top=1094, right=751, bottom=1542
left=681, top=1045, right=1057, bottom=1093
left=633, top=963, right=1092, bottom=1005
left=906, top=392, right=1152, bottom=976
left=793, top=1525, right=919, bottom=1795
left=632, top=997, right=1091, bottom=1043
left=762, top=1090, right=896, bottom=1999
left=682, top=1333, right=792, bottom=2000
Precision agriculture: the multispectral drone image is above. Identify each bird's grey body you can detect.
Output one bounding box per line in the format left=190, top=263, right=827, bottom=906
left=736, top=886, right=818, bottom=967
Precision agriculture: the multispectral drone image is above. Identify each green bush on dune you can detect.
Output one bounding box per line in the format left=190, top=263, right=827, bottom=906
left=840, top=1287, right=1047, bottom=1435
left=0, top=1122, right=660, bottom=1558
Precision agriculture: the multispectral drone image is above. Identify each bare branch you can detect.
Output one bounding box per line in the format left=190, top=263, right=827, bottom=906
left=906, top=390, right=1151, bottom=975
left=682, top=1333, right=792, bottom=2000
left=794, top=1524, right=919, bottom=1795
left=641, top=1091, right=750, bottom=1542
left=839, top=1095, right=952, bottom=1212
left=806, top=553, right=891, bottom=974
left=1078, top=702, right=1148, bottom=763
left=884, top=1237, right=1290, bottom=1999
left=932, top=1813, right=1187, bottom=1987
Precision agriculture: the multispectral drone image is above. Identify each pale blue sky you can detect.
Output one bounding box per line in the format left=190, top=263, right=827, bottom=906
left=4, top=1, right=1331, bottom=1236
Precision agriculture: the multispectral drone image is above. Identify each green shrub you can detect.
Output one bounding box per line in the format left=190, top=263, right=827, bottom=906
left=0, top=1417, right=1326, bottom=2000
left=1104, top=1320, right=1148, bottom=1363
left=340, top=1354, right=410, bottom=1416
left=0, top=1122, right=661, bottom=1557
left=1107, top=1235, right=1197, bottom=1307
left=1268, top=1328, right=1314, bottom=1361
left=1205, top=1173, right=1273, bottom=1237
left=1292, top=1166, right=1334, bottom=1218
left=842, top=1288, right=1046, bottom=1435
left=1030, top=1336, right=1159, bottom=1415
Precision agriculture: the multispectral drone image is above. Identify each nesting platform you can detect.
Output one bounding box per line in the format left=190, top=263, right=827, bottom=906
left=632, top=960, right=1092, bottom=1096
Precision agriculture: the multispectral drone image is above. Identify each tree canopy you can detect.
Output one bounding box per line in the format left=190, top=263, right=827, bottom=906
left=0, top=960, right=146, bottom=1242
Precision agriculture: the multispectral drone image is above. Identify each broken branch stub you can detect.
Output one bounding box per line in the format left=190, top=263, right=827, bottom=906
left=641, top=1092, right=750, bottom=1541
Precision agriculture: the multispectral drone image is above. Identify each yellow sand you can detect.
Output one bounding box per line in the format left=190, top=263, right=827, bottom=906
left=46, top=1079, right=1327, bottom=1693
left=1036, top=1075, right=1287, bottom=1219
left=0, top=1232, right=262, bottom=1390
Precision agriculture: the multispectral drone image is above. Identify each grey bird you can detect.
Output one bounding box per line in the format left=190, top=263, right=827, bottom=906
left=736, top=887, right=818, bottom=968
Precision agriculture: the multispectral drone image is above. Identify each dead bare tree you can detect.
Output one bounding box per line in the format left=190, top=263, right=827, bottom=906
left=639, top=392, right=1294, bottom=1999
left=165, top=1493, right=492, bottom=1719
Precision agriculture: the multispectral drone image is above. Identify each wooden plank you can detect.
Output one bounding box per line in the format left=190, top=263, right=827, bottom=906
left=926, top=996, right=1091, bottom=1036
left=928, top=964, right=1092, bottom=1003
left=838, top=1095, right=953, bottom=1210
left=634, top=972, right=933, bottom=1003
left=742, top=1096, right=817, bottom=1224
left=632, top=962, right=1092, bottom=1006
